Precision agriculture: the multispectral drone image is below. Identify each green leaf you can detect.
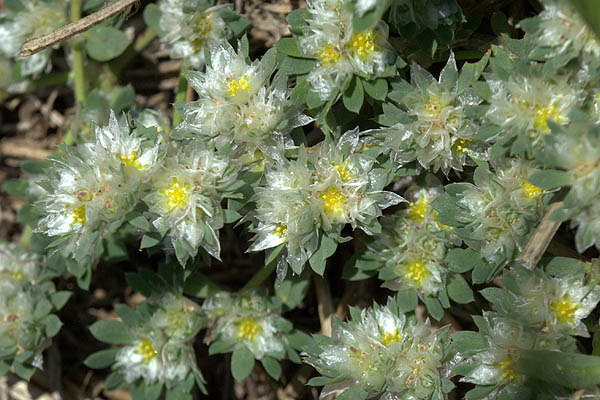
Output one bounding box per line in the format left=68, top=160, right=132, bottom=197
left=89, top=320, right=135, bottom=344
left=447, top=274, right=474, bottom=304
left=451, top=331, right=487, bottom=354
left=50, top=291, right=71, bottom=310
left=446, top=248, right=484, bottom=273
left=129, top=215, right=150, bottom=230
left=231, top=346, right=255, bottom=382
left=362, top=78, right=388, bottom=101
left=545, top=257, right=587, bottom=277
left=261, top=356, right=281, bottom=380
left=491, top=11, right=510, bottom=36
left=309, top=235, right=338, bottom=276
left=86, top=26, right=130, bottom=62
left=2, top=180, right=29, bottom=197
left=465, top=385, right=496, bottom=399
left=13, top=362, right=35, bottom=381
left=343, top=76, right=364, bottom=114
left=353, top=8, right=378, bottom=31
left=307, top=376, right=334, bottom=386
left=286, top=8, right=310, bottom=32
left=140, top=232, right=162, bottom=249
left=0, top=361, right=10, bottom=377
left=276, top=37, right=303, bottom=58
left=145, top=382, right=163, bottom=400
left=104, top=371, right=127, bottom=391
left=208, top=339, right=231, bottom=355
left=143, top=3, right=165, bottom=36
left=471, top=258, right=492, bottom=284
left=43, top=314, right=62, bottom=337
left=395, top=288, right=418, bottom=312
left=280, top=56, right=317, bottom=76
left=516, top=350, right=600, bottom=389
left=84, top=348, right=120, bottom=369
left=115, top=304, right=143, bottom=327
left=568, top=0, right=600, bottom=40
left=424, top=296, right=444, bottom=321
left=219, top=10, right=251, bottom=38
left=529, top=170, right=572, bottom=189
left=33, top=298, right=52, bottom=319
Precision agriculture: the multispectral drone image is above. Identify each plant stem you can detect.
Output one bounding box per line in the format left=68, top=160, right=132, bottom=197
left=241, top=260, right=277, bottom=291
left=172, top=64, right=187, bottom=127
left=313, top=275, right=334, bottom=337
left=70, top=0, right=87, bottom=107
left=19, top=225, right=33, bottom=250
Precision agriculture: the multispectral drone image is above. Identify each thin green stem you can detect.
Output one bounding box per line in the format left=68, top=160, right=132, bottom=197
left=172, top=64, right=187, bottom=127
left=70, top=0, right=87, bottom=107
left=31, top=71, right=70, bottom=89
left=241, top=260, right=277, bottom=291
left=19, top=225, right=33, bottom=250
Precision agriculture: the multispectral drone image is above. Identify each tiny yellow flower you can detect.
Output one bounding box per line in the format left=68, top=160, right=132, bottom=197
left=71, top=205, right=87, bottom=225
left=227, top=75, right=251, bottom=97
left=534, top=103, right=565, bottom=133
left=119, top=151, right=145, bottom=170
left=404, top=259, right=430, bottom=286
left=521, top=181, right=543, bottom=199
left=317, top=44, right=341, bottom=65
left=136, top=338, right=158, bottom=362
left=320, top=187, right=346, bottom=216
left=454, top=139, right=471, bottom=154
left=498, top=357, right=519, bottom=383
left=349, top=31, right=376, bottom=59
left=333, top=162, right=354, bottom=181
left=273, top=225, right=287, bottom=242
left=424, top=96, right=443, bottom=115
left=408, top=198, right=428, bottom=222
left=236, top=317, right=261, bottom=341
left=380, top=329, right=403, bottom=346
left=160, top=178, right=190, bottom=211
left=552, top=294, right=578, bottom=325
left=189, top=13, right=213, bottom=51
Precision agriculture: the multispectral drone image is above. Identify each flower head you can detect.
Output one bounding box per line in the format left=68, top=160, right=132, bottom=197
left=114, top=293, right=205, bottom=388
left=304, top=297, right=450, bottom=399
left=247, top=130, right=403, bottom=274
left=144, top=140, right=238, bottom=265
left=298, top=0, right=394, bottom=100
left=202, top=292, right=289, bottom=360
left=380, top=54, right=485, bottom=174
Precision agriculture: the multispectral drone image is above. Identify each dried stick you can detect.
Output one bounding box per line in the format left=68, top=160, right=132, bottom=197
left=313, top=275, right=334, bottom=337
left=20, top=0, right=139, bottom=57
left=515, top=201, right=564, bottom=270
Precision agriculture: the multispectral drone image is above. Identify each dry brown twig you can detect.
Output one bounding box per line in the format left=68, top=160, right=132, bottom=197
left=19, top=0, right=139, bottom=57
left=515, top=201, right=565, bottom=270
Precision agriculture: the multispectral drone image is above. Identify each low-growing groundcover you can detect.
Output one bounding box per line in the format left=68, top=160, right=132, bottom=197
left=3, top=0, right=600, bottom=398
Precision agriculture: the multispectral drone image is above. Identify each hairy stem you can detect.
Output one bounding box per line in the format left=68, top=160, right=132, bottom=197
left=172, top=64, right=187, bottom=127
left=70, top=0, right=87, bottom=108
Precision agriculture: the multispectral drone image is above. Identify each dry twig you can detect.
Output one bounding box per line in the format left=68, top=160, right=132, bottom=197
left=20, top=0, right=138, bottom=57
left=515, top=201, right=565, bottom=270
